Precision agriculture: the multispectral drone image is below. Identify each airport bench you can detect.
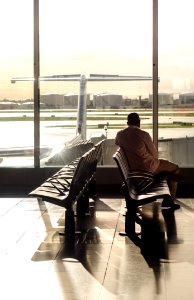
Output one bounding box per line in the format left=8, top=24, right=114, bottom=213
left=29, top=140, right=103, bottom=236
left=113, top=147, right=171, bottom=236
left=45, top=139, right=94, bottom=166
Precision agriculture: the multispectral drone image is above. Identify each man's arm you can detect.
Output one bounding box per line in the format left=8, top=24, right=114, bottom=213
left=144, top=132, right=158, bottom=158
left=115, top=133, right=119, bottom=145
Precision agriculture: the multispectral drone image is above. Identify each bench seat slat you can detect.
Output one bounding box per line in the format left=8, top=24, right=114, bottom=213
left=30, top=189, right=69, bottom=199
left=128, top=179, right=170, bottom=201
left=47, top=177, right=72, bottom=186
left=41, top=181, right=71, bottom=190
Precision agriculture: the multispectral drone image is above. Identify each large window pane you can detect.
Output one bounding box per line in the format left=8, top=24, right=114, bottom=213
left=0, top=0, right=33, bottom=167
left=158, top=0, right=194, bottom=167
left=39, top=0, right=152, bottom=166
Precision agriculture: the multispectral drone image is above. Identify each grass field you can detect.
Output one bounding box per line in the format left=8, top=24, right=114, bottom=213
left=0, top=108, right=194, bottom=129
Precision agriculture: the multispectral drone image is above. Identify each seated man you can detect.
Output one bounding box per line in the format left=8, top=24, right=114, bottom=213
left=115, top=112, right=183, bottom=209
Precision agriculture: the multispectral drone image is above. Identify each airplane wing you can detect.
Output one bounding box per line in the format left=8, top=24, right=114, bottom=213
left=11, top=74, right=81, bottom=83
left=11, top=74, right=153, bottom=83
left=88, top=74, right=152, bottom=81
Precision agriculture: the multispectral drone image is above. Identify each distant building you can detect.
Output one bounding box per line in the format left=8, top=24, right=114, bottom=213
left=64, top=93, right=90, bottom=108
left=40, top=94, right=64, bottom=108
left=19, top=102, right=45, bottom=109
left=20, top=102, right=34, bottom=109
left=149, top=93, right=173, bottom=106
left=93, top=93, right=123, bottom=108
left=64, top=93, right=78, bottom=108
left=40, top=93, right=91, bottom=109
left=179, top=92, right=194, bottom=106
left=0, top=101, right=18, bottom=109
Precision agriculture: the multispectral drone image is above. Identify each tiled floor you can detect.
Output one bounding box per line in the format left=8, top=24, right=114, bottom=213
left=0, top=195, right=194, bottom=299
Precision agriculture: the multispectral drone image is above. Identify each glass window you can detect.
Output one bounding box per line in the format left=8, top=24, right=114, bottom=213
left=39, top=0, right=152, bottom=167
left=158, top=0, right=194, bottom=167
left=0, top=0, right=33, bottom=167
left=1, top=1, right=193, bottom=169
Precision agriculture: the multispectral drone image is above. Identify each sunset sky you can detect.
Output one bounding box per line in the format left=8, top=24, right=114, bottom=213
left=0, top=0, right=194, bottom=99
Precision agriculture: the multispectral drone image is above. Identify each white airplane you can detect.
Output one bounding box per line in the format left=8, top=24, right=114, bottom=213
left=11, top=74, right=152, bottom=141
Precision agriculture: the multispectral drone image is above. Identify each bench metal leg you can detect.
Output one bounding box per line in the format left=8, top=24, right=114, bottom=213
left=125, top=203, right=138, bottom=235
left=59, top=208, right=82, bottom=238
left=88, top=178, right=98, bottom=200
left=63, top=208, right=76, bottom=237
left=120, top=185, right=136, bottom=235
left=76, top=193, right=90, bottom=216
left=119, top=185, right=141, bottom=240
left=119, top=204, right=137, bottom=236
left=119, top=203, right=141, bottom=246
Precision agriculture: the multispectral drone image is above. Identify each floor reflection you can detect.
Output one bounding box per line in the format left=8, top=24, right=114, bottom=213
left=23, top=196, right=194, bottom=299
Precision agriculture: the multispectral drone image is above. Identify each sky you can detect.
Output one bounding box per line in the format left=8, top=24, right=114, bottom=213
left=0, top=0, right=194, bottom=100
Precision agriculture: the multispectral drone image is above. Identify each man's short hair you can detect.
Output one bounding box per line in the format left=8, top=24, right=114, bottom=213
left=127, top=113, right=140, bottom=126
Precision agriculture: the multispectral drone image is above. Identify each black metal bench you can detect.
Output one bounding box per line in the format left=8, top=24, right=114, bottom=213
left=45, top=139, right=94, bottom=166
left=113, top=147, right=171, bottom=237
left=29, top=140, right=104, bottom=236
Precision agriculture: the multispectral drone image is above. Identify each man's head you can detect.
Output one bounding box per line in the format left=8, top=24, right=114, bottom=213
left=127, top=113, right=140, bottom=127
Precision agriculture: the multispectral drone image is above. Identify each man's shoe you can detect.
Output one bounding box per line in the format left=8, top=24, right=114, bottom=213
left=162, top=199, right=180, bottom=210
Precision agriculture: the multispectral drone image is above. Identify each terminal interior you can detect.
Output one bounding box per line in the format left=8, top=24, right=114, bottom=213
left=1, top=0, right=194, bottom=299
